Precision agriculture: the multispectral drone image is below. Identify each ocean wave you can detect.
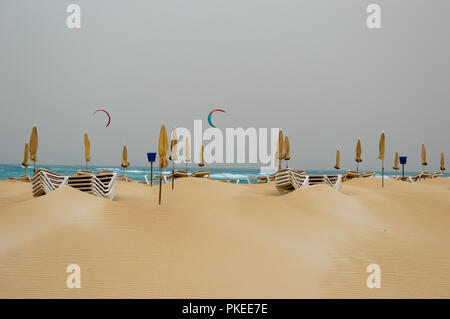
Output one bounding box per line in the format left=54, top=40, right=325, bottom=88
left=210, top=173, right=251, bottom=180
left=120, top=169, right=148, bottom=173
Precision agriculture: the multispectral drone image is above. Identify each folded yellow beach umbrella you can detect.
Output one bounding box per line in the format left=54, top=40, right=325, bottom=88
left=393, top=152, right=400, bottom=174
left=158, top=125, right=169, bottom=169
left=278, top=129, right=284, bottom=169
left=275, top=140, right=280, bottom=169
left=355, top=138, right=362, bottom=172
left=22, top=142, right=29, bottom=176
left=440, top=152, right=445, bottom=172
left=185, top=136, right=191, bottom=171
left=378, top=132, right=385, bottom=160
left=169, top=128, right=178, bottom=190
left=169, top=128, right=178, bottom=161
left=84, top=132, right=91, bottom=170
left=29, top=124, right=38, bottom=173
left=378, top=131, right=385, bottom=187
left=334, top=149, right=340, bottom=170
left=284, top=135, right=290, bottom=168
left=421, top=143, right=427, bottom=170
left=199, top=145, right=205, bottom=167
left=158, top=125, right=169, bottom=205
left=121, top=145, right=130, bottom=168
left=22, top=142, right=29, bottom=168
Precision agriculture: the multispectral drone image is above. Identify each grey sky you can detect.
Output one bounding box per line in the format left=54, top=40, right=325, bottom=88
left=0, top=0, right=449, bottom=171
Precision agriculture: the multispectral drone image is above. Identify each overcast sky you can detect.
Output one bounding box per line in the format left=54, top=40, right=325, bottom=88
left=0, top=0, right=449, bottom=171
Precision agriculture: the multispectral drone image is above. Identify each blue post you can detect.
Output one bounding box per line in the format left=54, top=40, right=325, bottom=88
left=147, top=153, right=157, bottom=187
left=400, top=156, right=407, bottom=179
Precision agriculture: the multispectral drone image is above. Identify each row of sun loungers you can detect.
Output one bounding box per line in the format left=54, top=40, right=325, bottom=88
left=341, top=170, right=376, bottom=181
left=275, top=168, right=342, bottom=194
left=143, top=169, right=211, bottom=185
left=31, top=168, right=117, bottom=200
left=246, top=170, right=304, bottom=184
left=392, top=171, right=443, bottom=182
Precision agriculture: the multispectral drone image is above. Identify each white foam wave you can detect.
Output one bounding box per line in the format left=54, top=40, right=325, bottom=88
left=210, top=173, right=250, bottom=180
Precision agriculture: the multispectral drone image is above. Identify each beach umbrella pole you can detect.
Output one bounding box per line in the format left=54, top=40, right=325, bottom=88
left=159, top=167, right=162, bottom=205
left=150, top=162, right=153, bottom=187
left=172, top=161, right=175, bottom=190
left=382, top=159, right=384, bottom=188
left=33, top=161, right=36, bottom=174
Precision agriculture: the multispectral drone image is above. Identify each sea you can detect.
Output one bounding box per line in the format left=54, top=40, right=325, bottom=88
left=1, top=164, right=447, bottom=184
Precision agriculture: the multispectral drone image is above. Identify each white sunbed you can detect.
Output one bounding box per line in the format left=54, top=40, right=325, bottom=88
left=361, top=171, right=376, bottom=178
left=431, top=172, right=444, bottom=178
left=342, top=170, right=361, bottom=182
left=393, top=172, right=432, bottom=182
left=275, top=169, right=308, bottom=194
left=31, top=169, right=117, bottom=200
left=190, top=170, right=211, bottom=178
left=144, top=173, right=170, bottom=185
left=275, top=168, right=342, bottom=194
left=173, top=170, right=189, bottom=178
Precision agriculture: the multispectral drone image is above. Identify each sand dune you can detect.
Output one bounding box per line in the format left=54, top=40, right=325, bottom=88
left=0, top=177, right=449, bottom=298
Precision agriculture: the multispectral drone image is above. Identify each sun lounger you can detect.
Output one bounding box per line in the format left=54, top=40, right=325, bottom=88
left=269, top=170, right=304, bottom=183
left=31, top=169, right=69, bottom=197
left=68, top=170, right=117, bottom=200
left=342, top=171, right=361, bottom=182
left=275, top=169, right=307, bottom=194
left=31, top=169, right=117, bottom=200
left=361, top=171, right=376, bottom=178
left=307, top=174, right=343, bottom=191
left=246, top=176, right=270, bottom=184
left=410, top=172, right=431, bottom=182
left=190, top=170, right=210, bottom=178
left=144, top=173, right=169, bottom=184
left=173, top=170, right=189, bottom=178
left=394, top=172, right=432, bottom=182
left=275, top=169, right=342, bottom=194
left=431, top=172, right=444, bottom=178
left=162, top=170, right=189, bottom=181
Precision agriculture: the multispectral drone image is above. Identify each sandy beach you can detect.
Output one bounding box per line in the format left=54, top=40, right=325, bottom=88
left=0, top=177, right=449, bottom=298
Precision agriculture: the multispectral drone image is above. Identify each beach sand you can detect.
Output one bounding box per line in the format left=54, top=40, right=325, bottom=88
left=0, top=177, right=449, bottom=298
